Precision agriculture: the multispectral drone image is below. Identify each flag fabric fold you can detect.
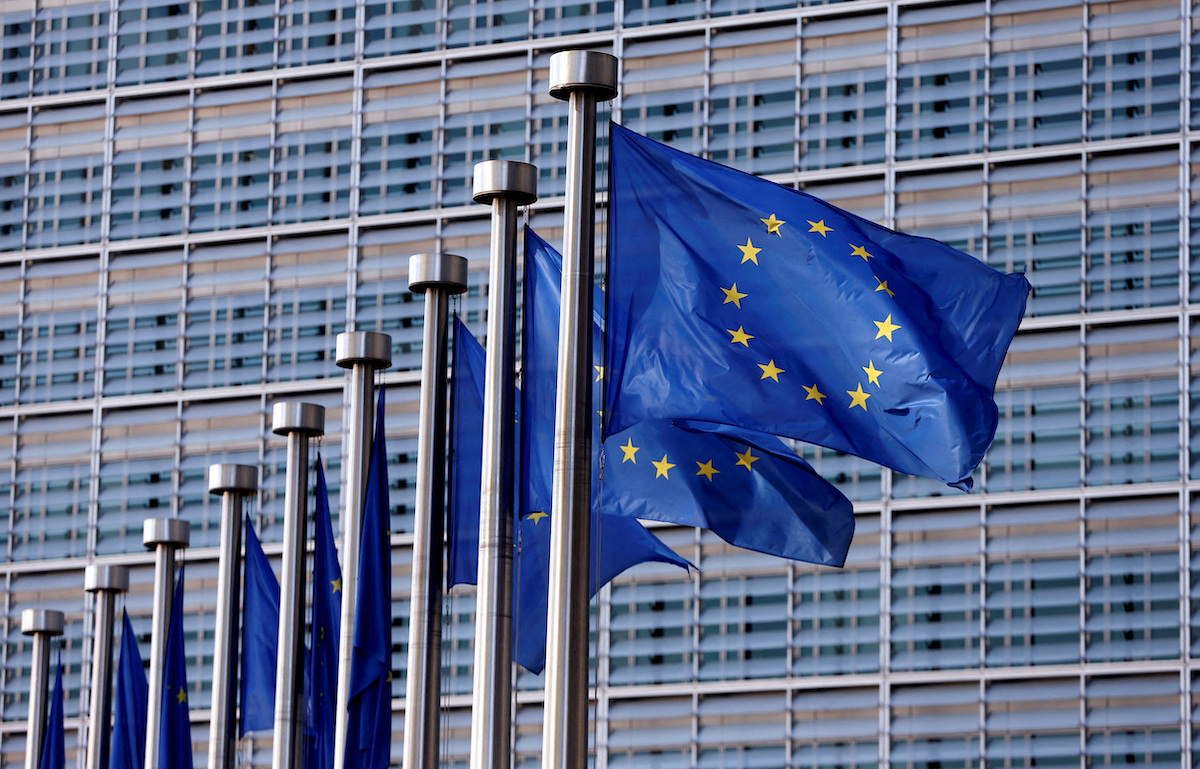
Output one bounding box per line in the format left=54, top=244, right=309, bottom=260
left=239, top=518, right=279, bottom=736
left=604, top=123, right=1031, bottom=489
left=344, top=388, right=391, bottom=769
left=306, top=459, right=342, bottom=769
left=526, top=229, right=855, bottom=566
left=39, top=654, right=64, bottom=769
left=109, top=611, right=147, bottom=769
left=159, top=570, right=192, bottom=769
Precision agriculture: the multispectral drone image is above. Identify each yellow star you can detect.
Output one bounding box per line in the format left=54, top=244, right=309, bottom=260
left=803, top=383, right=826, bottom=404
left=808, top=219, right=833, bottom=237
left=874, top=314, right=901, bottom=342
left=695, top=460, right=720, bottom=481
left=758, top=359, right=784, bottom=382
left=175, top=687, right=187, bottom=705
left=594, top=365, right=604, bottom=381
left=734, top=447, right=759, bottom=471
left=619, top=438, right=639, bottom=463
left=849, top=244, right=873, bottom=262
left=846, top=383, right=871, bottom=410
left=527, top=511, right=548, bottom=524
left=760, top=213, right=785, bottom=235
left=874, top=276, right=895, bottom=297
left=721, top=283, right=747, bottom=308
left=862, top=360, right=882, bottom=386
left=728, top=326, right=754, bottom=347
left=331, top=578, right=342, bottom=593
left=737, top=238, right=761, bottom=265
left=386, top=670, right=393, bottom=682
left=653, top=454, right=676, bottom=479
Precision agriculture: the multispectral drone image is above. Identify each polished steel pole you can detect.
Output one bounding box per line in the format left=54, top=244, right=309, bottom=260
left=468, top=160, right=537, bottom=769
left=271, top=402, right=325, bottom=769
left=84, top=565, right=129, bottom=769
left=143, top=517, right=191, bottom=769
left=206, top=464, right=258, bottom=769
left=402, top=252, right=467, bottom=769
left=22, top=608, right=64, bottom=769
left=542, top=50, right=618, bottom=769
left=331, top=330, right=391, bottom=769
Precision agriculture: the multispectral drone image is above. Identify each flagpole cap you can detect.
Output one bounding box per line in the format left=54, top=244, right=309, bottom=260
left=271, top=402, right=326, bottom=437
left=208, top=464, right=258, bottom=496
left=21, top=609, right=64, bottom=636
left=408, top=253, right=468, bottom=295
left=336, top=331, right=393, bottom=370
left=549, top=50, right=618, bottom=102
left=473, top=160, right=538, bottom=205
left=85, top=564, right=130, bottom=594
left=143, top=517, right=191, bottom=549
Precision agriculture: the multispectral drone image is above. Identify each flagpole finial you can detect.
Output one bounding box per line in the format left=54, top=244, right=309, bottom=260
left=207, top=464, right=258, bottom=496
left=408, top=253, right=468, bottom=295
left=336, top=331, right=393, bottom=370
left=472, top=160, right=538, bottom=205
left=142, top=517, right=191, bottom=549
left=549, top=50, right=617, bottom=102
left=21, top=609, right=64, bottom=636
left=271, top=401, right=326, bottom=437
left=85, top=564, right=130, bottom=594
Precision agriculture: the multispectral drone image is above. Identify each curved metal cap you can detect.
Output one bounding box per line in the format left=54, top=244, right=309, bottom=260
left=549, top=50, right=618, bottom=102
left=408, top=253, right=468, bottom=295
left=271, top=402, right=326, bottom=436
left=208, top=464, right=258, bottom=495
left=143, top=517, right=191, bottom=549
left=21, top=609, right=64, bottom=636
left=85, top=564, right=130, bottom=593
left=336, top=331, right=393, bottom=370
left=473, top=160, right=538, bottom=205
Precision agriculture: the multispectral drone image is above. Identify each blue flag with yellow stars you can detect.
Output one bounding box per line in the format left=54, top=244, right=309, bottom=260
left=39, top=654, right=64, bottom=769
left=345, top=388, right=391, bottom=769
left=109, top=611, right=146, bottom=769
left=447, top=317, right=690, bottom=673
left=605, top=124, right=1031, bottom=489
left=306, top=459, right=342, bottom=769
left=239, top=518, right=279, bottom=735
left=159, top=569, right=193, bottom=769
left=526, top=229, right=854, bottom=565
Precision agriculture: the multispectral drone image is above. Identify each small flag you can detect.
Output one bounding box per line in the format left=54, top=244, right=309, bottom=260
left=306, top=459, right=342, bottom=769
left=39, top=654, right=64, bottom=769
left=605, top=123, right=1030, bottom=489
left=158, top=569, right=193, bottom=769
left=109, top=611, right=147, bottom=769
left=240, top=519, right=279, bottom=735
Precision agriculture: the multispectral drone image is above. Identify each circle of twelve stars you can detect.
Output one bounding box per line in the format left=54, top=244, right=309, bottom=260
left=595, top=213, right=901, bottom=492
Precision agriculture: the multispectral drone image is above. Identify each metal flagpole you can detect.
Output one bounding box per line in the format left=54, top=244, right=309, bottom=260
left=143, top=517, right=190, bottom=769
left=541, top=49, right=617, bottom=769
left=271, top=402, right=325, bottom=769
left=402, top=252, right=467, bottom=769
left=206, top=464, right=258, bottom=769
left=22, top=608, right=64, bottom=769
left=84, top=565, right=129, bottom=769
left=331, top=330, right=391, bottom=769
left=468, top=159, right=537, bottom=769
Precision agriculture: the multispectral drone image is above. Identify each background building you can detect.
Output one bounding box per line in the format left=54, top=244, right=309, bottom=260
left=0, top=0, right=1193, bottom=765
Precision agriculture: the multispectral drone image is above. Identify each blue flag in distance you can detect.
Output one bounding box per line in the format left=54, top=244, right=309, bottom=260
left=605, top=123, right=1031, bottom=489
left=447, top=317, right=487, bottom=589
left=306, top=459, right=342, bottom=769
left=159, top=569, right=192, bottom=769
left=240, top=518, right=279, bottom=736
left=39, top=653, right=64, bottom=769
left=109, top=611, right=147, bottom=769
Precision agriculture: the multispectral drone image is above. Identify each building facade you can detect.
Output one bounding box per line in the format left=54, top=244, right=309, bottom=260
left=0, top=0, right=1193, bottom=765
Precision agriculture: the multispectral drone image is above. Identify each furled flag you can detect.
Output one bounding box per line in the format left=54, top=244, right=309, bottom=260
left=604, top=123, right=1031, bottom=489
left=159, top=569, right=192, bottom=769
left=109, top=611, right=147, bottom=769
left=240, top=518, right=279, bottom=735
left=345, top=388, right=391, bottom=769
left=446, top=317, right=690, bottom=673
left=526, top=229, right=855, bottom=565
left=306, top=459, right=342, bottom=769
left=39, top=654, right=64, bottom=769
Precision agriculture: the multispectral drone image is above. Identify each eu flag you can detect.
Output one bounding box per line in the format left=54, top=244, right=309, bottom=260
left=526, top=229, right=854, bottom=565
left=240, top=518, right=279, bottom=735
left=447, top=317, right=486, bottom=589
left=345, top=388, right=391, bottom=769
left=306, top=459, right=342, bottom=769
left=39, top=654, right=64, bottom=769
left=605, top=124, right=1031, bottom=489
left=159, top=570, right=193, bottom=769
left=109, top=611, right=146, bottom=769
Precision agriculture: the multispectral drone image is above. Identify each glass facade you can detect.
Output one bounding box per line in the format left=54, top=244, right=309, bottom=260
left=0, top=0, right=1196, bottom=766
